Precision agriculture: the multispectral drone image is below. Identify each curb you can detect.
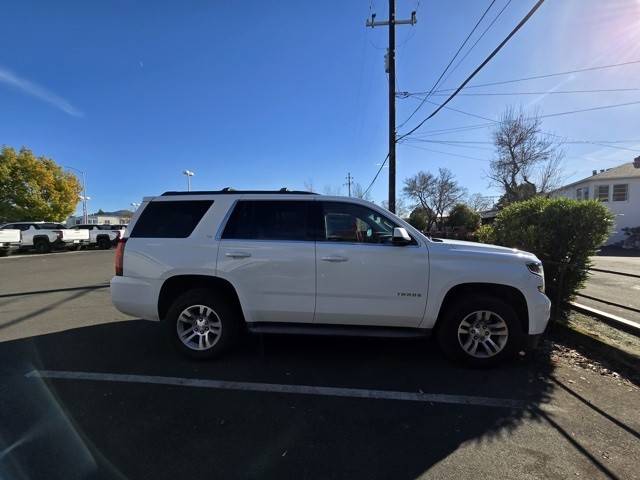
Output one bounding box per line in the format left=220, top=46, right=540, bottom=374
left=569, top=301, right=640, bottom=338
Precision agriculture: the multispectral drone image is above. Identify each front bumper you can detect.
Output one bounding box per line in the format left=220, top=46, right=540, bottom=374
left=524, top=333, right=544, bottom=351
left=526, top=290, right=551, bottom=335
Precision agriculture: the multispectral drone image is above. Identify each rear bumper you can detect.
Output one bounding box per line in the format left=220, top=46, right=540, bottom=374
left=110, top=276, right=160, bottom=321
left=0, top=242, right=20, bottom=251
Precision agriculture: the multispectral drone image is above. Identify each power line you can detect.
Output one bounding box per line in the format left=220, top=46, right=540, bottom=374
left=409, top=99, right=640, bottom=152
left=404, top=87, right=640, bottom=97
left=419, top=58, right=640, bottom=94
left=397, top=0, right=546, bottom=141
left=363, top=153, right=390, bottom=196
left=400, top=142, right=490, bottom=162
left=398, top=0, right=496, bottom=129
left=439, top=0, right=513, bottom=88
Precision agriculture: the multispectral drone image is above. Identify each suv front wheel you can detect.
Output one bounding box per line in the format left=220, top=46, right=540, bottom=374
left=163, top=288, right=240, bottom=359
left=437, top=295, right=524, bottom=367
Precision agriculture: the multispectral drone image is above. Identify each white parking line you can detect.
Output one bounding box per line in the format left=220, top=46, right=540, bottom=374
left=26, top=369, right=526, bottom=409
left=0, top=250, right=97, bottom=260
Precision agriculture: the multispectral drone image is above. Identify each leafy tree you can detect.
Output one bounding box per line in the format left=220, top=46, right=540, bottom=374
left=490, top=197, right=613, bottom=313
left=0, top=146, right=82, bottom=222
left=448, top=203, right=481, bottom=231
left=403, top=168, right=466, bottom=230
left=488, top=107, right=564, bottom=207
left=407, top=207, right=429, bottom=231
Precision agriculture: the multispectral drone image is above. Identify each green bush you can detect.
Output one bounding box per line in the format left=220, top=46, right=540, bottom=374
left=491, top=197, right=613, bottom=311
left=448, top=203, right=481, bottom=231
left=407, top=207, right=429, bottom=232
left=475, top=224, right=496, bottom=244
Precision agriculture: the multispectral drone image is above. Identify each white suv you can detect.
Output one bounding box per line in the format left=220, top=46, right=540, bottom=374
left=111, top=190, right=550, bottom=366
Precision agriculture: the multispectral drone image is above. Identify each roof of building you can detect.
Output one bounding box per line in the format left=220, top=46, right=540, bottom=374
left=558, top=162, right=640, bottom=190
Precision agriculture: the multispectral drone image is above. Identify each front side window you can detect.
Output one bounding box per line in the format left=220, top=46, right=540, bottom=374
left=320, top=202, right=405, bottom=245
left=597, top=185, right=609, bottom=202
left=612, top=184, right=628, bottom=202
left=222, top=200, right=314, bottom=241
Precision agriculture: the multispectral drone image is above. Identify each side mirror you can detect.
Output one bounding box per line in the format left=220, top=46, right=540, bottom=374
left=392, top=227, right=412, bottom=245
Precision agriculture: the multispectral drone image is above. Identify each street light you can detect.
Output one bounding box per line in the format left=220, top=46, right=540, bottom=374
left=183, top=170, right=194, bottom=191
left=64, top=165, right=88, bottom=224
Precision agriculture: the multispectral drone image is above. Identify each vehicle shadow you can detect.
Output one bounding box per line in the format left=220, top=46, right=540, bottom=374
left=0, top=319, right=558, bottom=480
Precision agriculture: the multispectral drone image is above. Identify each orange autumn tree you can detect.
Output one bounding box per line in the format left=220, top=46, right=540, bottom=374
left=0, top=146, right=82, bottom=222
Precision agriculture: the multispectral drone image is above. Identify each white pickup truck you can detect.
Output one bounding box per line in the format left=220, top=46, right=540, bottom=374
left=0, top=227, right=21, bottom=256
left=0, top=222, right=90, bottom=253
left=71, top=224, right=122, bottom=249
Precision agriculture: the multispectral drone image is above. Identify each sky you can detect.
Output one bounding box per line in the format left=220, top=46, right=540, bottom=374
left=2, top=0, right=640, bottom=215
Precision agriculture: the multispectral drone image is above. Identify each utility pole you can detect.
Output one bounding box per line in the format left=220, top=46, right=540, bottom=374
left=344, top=172, right=354, bottom=197
left=367, top=2, right=416, bottom=213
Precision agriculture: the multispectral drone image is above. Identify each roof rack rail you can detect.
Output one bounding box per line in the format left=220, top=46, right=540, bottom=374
left=160, top=189, right=317, bottom=196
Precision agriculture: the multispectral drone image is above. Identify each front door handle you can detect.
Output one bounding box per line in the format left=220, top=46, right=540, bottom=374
left=321, top=255, right=348, bottom=262
left=225, top=251, right=251, bottom=259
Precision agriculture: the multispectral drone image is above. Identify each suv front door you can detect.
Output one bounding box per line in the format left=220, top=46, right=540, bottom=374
left=315, top=201, right=429, bottom=328
left=217, top=199, right=317, bottom=324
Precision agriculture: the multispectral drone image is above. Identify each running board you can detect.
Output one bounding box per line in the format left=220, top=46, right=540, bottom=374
left=246, top=322, right=431, bottom=339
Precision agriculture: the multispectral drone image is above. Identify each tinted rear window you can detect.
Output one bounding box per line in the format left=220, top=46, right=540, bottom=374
left=222, top=200, right=314, bottom=241
left=131, top=200, right=213, bottom=238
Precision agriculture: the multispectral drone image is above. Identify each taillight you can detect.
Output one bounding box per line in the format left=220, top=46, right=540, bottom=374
left=115, top=238, right=127, bottom=276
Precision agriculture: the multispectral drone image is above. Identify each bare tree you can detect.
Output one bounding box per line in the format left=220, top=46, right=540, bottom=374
left=303, top=178, right=315, bottom=193
left=351, top=183, right=372, bottom=201
left=403, top=168, right=466, bottom=230
left=323, top=185, right=343, bottom=196
left=380, top=197, right=409, bottom=219
left=466, top=193, right=494, bottom=212
left=488, top=107, right=564, bottom=206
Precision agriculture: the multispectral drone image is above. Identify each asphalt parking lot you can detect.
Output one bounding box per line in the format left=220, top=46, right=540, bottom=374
left=1, top=251, right=639, bottom=479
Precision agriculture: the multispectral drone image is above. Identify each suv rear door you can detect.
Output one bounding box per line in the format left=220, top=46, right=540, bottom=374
left=314, top=201, right=428, bottom=328
left=217, top=199, right=316, bottom=324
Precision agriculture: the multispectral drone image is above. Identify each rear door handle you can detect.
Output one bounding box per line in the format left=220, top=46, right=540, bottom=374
left=321, top=255, right=348, bottom=262
left=225, top=251, right=251, bottom=259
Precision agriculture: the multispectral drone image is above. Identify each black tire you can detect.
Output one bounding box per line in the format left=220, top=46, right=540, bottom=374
left=33, top=238, right=51, bottom=254
left=437, top=295, right=524, bottom=367
left=162, top=288, right=241, bottom=360
left=97, top=236, right=112, bottom=249
left=0, top=248, right=8, bottom=257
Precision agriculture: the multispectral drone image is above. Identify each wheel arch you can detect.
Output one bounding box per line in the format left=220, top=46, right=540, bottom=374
left=157, top=274, right=245, bottom=323
left=435, top=283, right=529, bottom=334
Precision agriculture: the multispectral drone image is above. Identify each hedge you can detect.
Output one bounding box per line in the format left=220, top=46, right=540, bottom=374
left=478, top=197, right=613, bottom=312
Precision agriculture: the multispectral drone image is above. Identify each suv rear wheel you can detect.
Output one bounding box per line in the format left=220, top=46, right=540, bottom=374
left=437, top=295, right=524, bottom=367
left=163, top=288, right=241, bottom=359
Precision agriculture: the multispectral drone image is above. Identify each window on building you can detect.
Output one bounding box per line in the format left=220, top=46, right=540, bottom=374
left=612, top=184, right=628, bottom=202
left=576, top=187, right=589, bottom=200
left=597, top=185, right=609, bottom=202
